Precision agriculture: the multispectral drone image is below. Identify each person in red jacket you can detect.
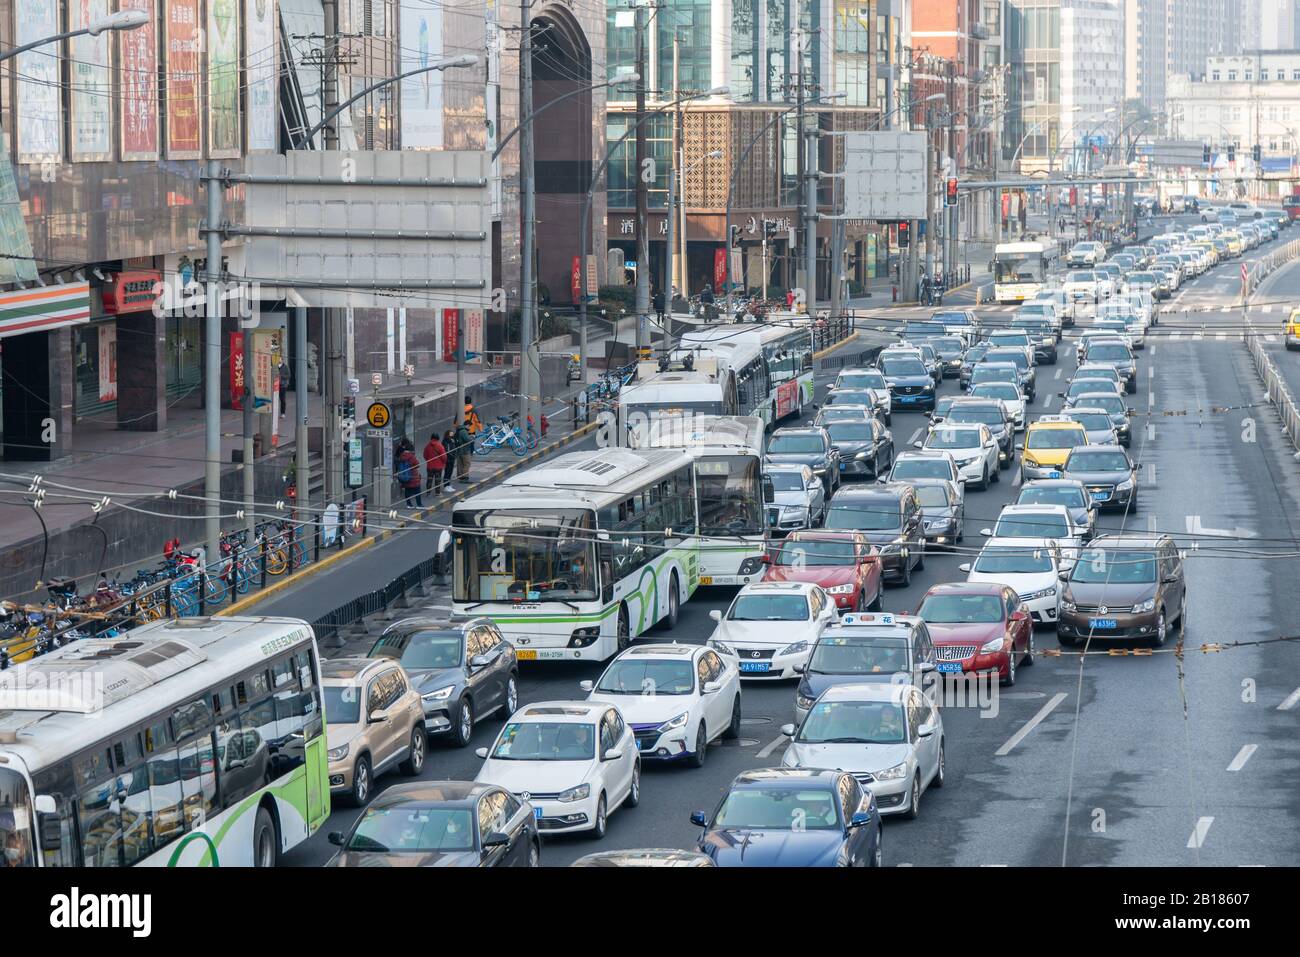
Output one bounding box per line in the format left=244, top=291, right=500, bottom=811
left=423, top=432, right=448, bottom=494
left=395, top=439, right=424, bottom=508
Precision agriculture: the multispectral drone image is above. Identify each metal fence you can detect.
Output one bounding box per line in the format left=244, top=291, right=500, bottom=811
left=1244, top=237, right=1300, bottom=452
left=311, top=554, right=446, bottom=650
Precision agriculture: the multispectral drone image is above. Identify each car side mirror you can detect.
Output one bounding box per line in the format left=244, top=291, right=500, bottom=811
left=792, top=662, right=806, bottom=674
left=470, top=654, right=490, bottom=670
left=850, top=810, right=874, bottom=828
left=980, top=528, right=993, bottom=536
left=958, top=562, right=972, bottom=572
left=367, top=709, right=384, bottom=724
left=690, top=810, right=709, bottom=828
left=603, top=747, right=624, bottom=762
left=1057, top=570, right=1070, bottom=582
left=912, top=440, right=923, bottom=449
left=579, top=679, right=594, bottom=693
left=475, top=747, right=490, bottom=759
left=917, top=722, right=936, bottom=738
left=702, top=680, right=722, bottom=695
left=328, top=831, right=346, bottom=847
left=482, top=831, right=511, bottom=850
left=1127, top=408, right=1136, bottom=416
left=781, top=723, right=796, bottom=737
left=1163, top=574, right=1180, bottom=584
left=957, top=476, right=968, bottom=484
left=709, top=609, right=723, bottom=622
left=1011, top=611, right=1030, bottom=622
left=38, top=810, right=62, bottom=852
left=919, top=660, right=936, bottom=673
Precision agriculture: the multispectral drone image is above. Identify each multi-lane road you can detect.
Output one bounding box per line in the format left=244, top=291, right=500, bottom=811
left=278, top=217, right=1300, bottom=867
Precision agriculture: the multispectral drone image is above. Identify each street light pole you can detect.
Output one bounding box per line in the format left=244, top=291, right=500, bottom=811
left=0, top=9, right=147, bottom=66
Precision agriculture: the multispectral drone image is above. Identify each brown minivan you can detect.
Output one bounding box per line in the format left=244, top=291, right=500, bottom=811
left=324, top=657, right=426, bottom=806
left=1057, top=534, right=1186, bottom=647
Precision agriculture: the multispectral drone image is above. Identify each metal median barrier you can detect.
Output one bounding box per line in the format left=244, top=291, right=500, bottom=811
left=311, top=554, right=447, bottom=650
left=1246, top=330, right=1300, bottom=452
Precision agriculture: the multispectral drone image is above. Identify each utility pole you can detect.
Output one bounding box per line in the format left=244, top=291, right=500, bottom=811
left=519, top=0, right=538, bottom=425
left=945, top=60, right=956, bottom=277
left=664, top=31, right=678, bottom=309
left=793, top=27, right=809, bottom=303
left=924, top=105, right=936, bottom=300
left=319, top=1, right=346, bottom=509
left=634, top=1, right=651, bottom=354
left=804, top=122, right=819, bottom=309
left=675, top=33, right=688, bottom=301
left=294, top=305, right=310, bottom=537
left=203, top=160, right=223, bottom=563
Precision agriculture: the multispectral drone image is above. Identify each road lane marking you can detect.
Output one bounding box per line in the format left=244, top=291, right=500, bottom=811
left=1169, top=332, right=1181, bottom=341
left=908, top=427, right=924, bottom=445
left=1146, top=514, right=1158, bottom=532
left=995, top=692, right=1068, bottom=756
left=1147, top=422, right=1156, bottom=440
left=1220, top=306, right=1230, bottom=314
left=1054, top=368, right=1063, bottom=380
left=1262, top=304, right=1273, bottom=313
left=1226, top=744, right=1258, bottom=772
left=1146, top=463, right=1157, bottom=484
left=1148, top=390, right=1156, bottom=410
left=1216, top=331, right=1227, bottom=341
left=1187, top=816, right=1214, bottom=849
left=1278, top=687, right=1300, bottom=711
left=1011, top=468, right=1023, bottom=487
left=1265, top=334, right=1277, bottom=342
left=756, top=734, right=788, bottom=758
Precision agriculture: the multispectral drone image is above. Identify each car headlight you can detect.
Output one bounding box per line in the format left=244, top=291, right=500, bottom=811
left=658, top=712, right=690, bottom=732
left=796, top=692, right=817, bottom=711
left=980, top=635, right=1008, bottom=653
left=558, top=784, right=591, bottom=803
left=812, top=465, right=828, bottom=474
left=874, top=762, right=908, bottom=781
left=1061, top=598, right=1076, bottom=613
left=709, top=639, right=736, bottom=656
left=1131, top=598, right=1155, bottom=614
left=421, top=685, right=455, bottom=702
left=779, top=640, right=810, bottom=657
left=327, top=744, right=350, bottom=762
left=825, top=583, right=857, bottom=595
left=1020, top=587, right=1056, bottom=601
left=1022, top=453, right=1039, bottom=467
left=855, top=452, right=871, bottom=461
left=1116, top=478, right=1135, bottom=491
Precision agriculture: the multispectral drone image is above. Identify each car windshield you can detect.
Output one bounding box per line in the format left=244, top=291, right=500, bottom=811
left=974, top=547, right=1053, bottom=574
left=1088, top=395, right=1126, bottom=415
left=798, top=700, right=908, bottom=745
left=1068, top=271, right=1097, bottom=282
left=1088, top=345, right=1132, bottom=362
left=596, top=659, right=695, bottom=695
left=996, top=513, right=1069, bottom=538
left=828, top=423, right=876, bottom=443
left=1070, top=549, right=1158, bottom=584
left=492, top=721, right=596, bottom=760
left=914, top=484, right=952, bottom=507
left=1069, top=380, right=1117, bottom=397
left=931, top=337, right=963, bottom=352
left=324, top=685, right=362, bottom=725
left=986, top=351, right=1029, bottom=370
left=926, top=428, right=980, bottom=450
left=931, top=312, right=971, bottom=325
left=769, top=434, right=825, bottom=455
left=712, top=787, right=841, bottom=830
left=774, top=540, right=860, bottom=566
left=948, top=407, right=1002, bottom=427
left=891, top=458, right=952, bottom=480
left=347, top=806, right=475, bottom=853
left=880, top=357, right=927, bottom=376
left=728, top=593, right=810, bottom=621
left=972, top=384, right=1019, bottom=402
left=1128, top=273, right=1156, bottom=283
left=808, top=635, right=910, bottom=674
left=825, top=498, right=901, bottom=531
left=972, top=367, right=1017, bottom=386
left=837, top=372, right=886, bottom=390
left=964, top=345, right=990, bottom=363
left=1067, top=451, right=1130, bottom=471
left=1071, top=413, right=1114, bottom=431
left=369, top=629, right=462, bottom=670
left=828, top=390, right=877, bottom=407
left=919, top=593, right=1003, bottom=623
left=1078, top=367, right=1119, bottom=381
left=768, top=471, right=807, bottom=492
left=1027, top=429, right=1085, bottom=450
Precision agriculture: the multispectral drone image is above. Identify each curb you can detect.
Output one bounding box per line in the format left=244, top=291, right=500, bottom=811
left=813, top=332, right=862, bottom=361
left=216, top=421, right=599, bottom=615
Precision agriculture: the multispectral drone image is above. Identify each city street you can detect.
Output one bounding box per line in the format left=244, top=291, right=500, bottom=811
left=278, top=220, right=1300, bottom=867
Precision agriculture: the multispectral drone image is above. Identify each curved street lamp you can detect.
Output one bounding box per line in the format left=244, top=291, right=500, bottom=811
left=0, top=8, right=148, bottom=65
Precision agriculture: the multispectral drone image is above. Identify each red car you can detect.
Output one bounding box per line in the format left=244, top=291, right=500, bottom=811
left=914, top=582, right=1034, bottom=686
left=762, top=531, right=884, bottom=613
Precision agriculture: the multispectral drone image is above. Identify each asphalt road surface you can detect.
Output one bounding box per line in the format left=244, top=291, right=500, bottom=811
left=279, top=218, right=1300, bottom=867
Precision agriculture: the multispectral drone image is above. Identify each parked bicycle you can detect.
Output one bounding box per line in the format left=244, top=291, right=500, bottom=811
left=474, top=413, right=540, bottom=457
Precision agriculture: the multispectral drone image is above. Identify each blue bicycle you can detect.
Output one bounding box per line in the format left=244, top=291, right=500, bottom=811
left=474, top=414, right=539, bottom=457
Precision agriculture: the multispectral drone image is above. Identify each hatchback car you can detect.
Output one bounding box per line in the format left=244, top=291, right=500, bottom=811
left=763, top=531, right=885, bottom=613
left=823, top=483, right=926, bottom=585
left=369, top=617, right=520, bottom=748
left=916, top=582, right=1034, bottom=686
left=781, top=683, right=944, bottom=820
left=581, top=644, right=741, bottom=767
left=918, top=423, right=1000, bottom=489
left=707, top=581, right=838, bottom=679
left=1057, top=534, right=1187, bottom=647
left=323, top=657, right=427, bottom=806
left=1061, top=444, right=1138, bottom=511
left=766, top=426, right=840, bottom=493
left=1017, top=478, right=1098, bottom=538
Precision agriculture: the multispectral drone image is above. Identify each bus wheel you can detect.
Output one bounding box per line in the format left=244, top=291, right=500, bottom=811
left=253, top=805, right=279, bottom=867
left=665, top=573, right=680, bottom=629
left=617, top=606, right=631, bottom=651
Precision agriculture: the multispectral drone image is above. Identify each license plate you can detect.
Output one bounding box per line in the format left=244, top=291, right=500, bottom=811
left=699, top=576, right=713, bottom=585
left=739, top=661, right=771, bottom=673
left=936, top=662, right=964, bottom=673
left=534, top=807, right=543, bottom=819
left=516, top=650, right=538, bottom=661
left=1091, top=492, right=1109, bottom=502
left=897, top=395, right=917, bottom=403
left=839, top=462, right=847, bottom=470
left=1088, top=618, right=1118, bottom=629
left=1047, top=470, right=1061, bottom=478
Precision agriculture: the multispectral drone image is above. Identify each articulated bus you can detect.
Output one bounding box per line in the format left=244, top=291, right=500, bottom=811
left=0, top=617, right=328, bottom=868
left=452, top=447, right=701, bottom=662
left=628, top=414, right=767, bottom=586
left=993, top=241, right=1058, bottom=303
left=676, top=321, right=816, bottom=427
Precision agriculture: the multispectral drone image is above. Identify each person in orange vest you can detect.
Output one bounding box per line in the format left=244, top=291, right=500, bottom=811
left=463, top=393, right=483, bottom=435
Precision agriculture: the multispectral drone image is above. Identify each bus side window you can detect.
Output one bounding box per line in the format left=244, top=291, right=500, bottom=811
left=74, top=749, right=121, bottom=867
left=31, top=765, right=79, bottom=867
left=178, top=735, right=217, bottom=833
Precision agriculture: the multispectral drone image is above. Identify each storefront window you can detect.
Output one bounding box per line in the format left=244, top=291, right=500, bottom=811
left=73, top=324, right=118, bottom=419
left=167, top=316, right=202, bottom=400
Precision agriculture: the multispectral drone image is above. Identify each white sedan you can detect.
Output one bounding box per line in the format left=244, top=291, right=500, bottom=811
left=981, top=504, right=1085, bottom=569
left=708, top=581, right=837, bottom=680
left=917, top=423, right=1000, bottom=490
left=580, top=643, right=741, bottom=768
left=968, top=382, right=1026, bottom=431
left=781, top=683, right=944, bottom=819
left=959, top=537, right=1064, bottom=626
left=475, top=700, right=639, bottom=839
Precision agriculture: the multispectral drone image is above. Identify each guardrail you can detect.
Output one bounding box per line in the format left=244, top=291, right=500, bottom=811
left=311, top=554, right=446, bottom=650
left=1243, top=236, right=1300, bottom=453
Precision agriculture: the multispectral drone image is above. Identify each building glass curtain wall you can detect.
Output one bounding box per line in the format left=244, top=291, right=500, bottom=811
left=834, top=2, right=874, bottom=107
left=658, top=1, right=713, bottom=92
left=1005, top=0, right=1062, bottom=167
left=607, top=3, right=638, bottom=76
left=607, top=113, right=672, bottom=209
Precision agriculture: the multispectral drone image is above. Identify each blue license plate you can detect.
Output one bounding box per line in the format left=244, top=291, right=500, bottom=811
left=1047, top=470, right=1061, bottom=478
left=1091, top=492, right=1109, bottom=502
left=896, top=394, right=917, bottom=403
left=1088, top=618, right=1118, bottom=629
left=739, top=661, right=771, bottom=673
left=839, top=462, right=847, bottom=470
left=936, top=662, right=964, bottom=673
left=534, top=806, right=543, bottom=819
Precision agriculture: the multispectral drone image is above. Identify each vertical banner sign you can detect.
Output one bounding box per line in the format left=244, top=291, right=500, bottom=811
left=120, top=0, right=160, bottom=160
left=15, top=0, right=63, bottom=164
left=166, top=0, right=202, bottom=158
left=385, top=309, right=395, bottom=372
left=347, top=439, right=363, bottom=488
left=714, top=248, right=727, bottom=289
left=465, top=310, right=484, bottom=362
left=251, top=330, right=278, bottom=411
left=229, top=332, right=246, bottom=410
left=442, top=310, right=460, bottom=362
left=398, top=308, right=408, bottom=370
left=70, top=0, right=114, bottom=161
left=400, top=0, right=445, bottom=148
left=867, top=233, right=878, bottom=276
left=730, top=248, right=743, bottom=288
left=571, top=257, right=582, bottom=303
left=246, top=0, right=278, bottom=151
left=208, top=0, right=242, bottom=157
left=98, top=326, right=118, bottom=401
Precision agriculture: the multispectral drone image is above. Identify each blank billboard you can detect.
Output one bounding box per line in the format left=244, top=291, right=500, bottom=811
left=842, top=131, right=928, bottom=220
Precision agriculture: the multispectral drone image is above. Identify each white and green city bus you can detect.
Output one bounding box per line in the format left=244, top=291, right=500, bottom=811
left=628, top=414, right=767, bottom=586
left=451, top=447, right=701, bottom=662
left=0, top=617, right=328, bottom=868
left=676, top=321, right=816, bottom=427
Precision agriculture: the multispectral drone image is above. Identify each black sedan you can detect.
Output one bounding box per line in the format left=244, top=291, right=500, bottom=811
left=825, top=418, right=894, bottom=480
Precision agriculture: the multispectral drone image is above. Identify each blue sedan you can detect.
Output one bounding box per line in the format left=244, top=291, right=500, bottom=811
left=691, top=768, right=882, bottom=867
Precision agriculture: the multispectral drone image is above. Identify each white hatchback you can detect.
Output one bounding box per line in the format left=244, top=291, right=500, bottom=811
left=708, top=581, right=837, bottom=680
left=581, top=644, right=742, bottom=768
left=475, top=700, right=640, bottom=839
left=918, top=423, right=1000, bottom=490
left=959, top=538, right=1064, bottom=625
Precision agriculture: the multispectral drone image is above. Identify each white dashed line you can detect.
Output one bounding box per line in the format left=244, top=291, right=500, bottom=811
left=1054, top=368, right=1063, bottom=380
left=1262, top=304, right=1274, bottom=313
left=908, top=427, right=924, bottom=445
left=1187, top=816, right=1214, bottom=849
left=756, top=735, right=788, bottom=758
left=1146, top=423, right=1156, bottom=440
left=1215, top=331, right=1227, bottom=341
left=1226, top=744, right=1258, bottom=772
left=1278, top=687, right=1300, bottom=711
left=995, top=692, right=1068, bottom=756
left=1011, top=468, right=1023, bottom=487
left=1146, top=463, right=1157, bottom=484
left=1146, top=514, right=1158, bottom=533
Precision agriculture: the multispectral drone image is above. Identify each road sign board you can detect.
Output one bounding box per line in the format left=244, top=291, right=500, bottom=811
left=366, top=401, right=391, bottom=429
left=365, top=427, right=390, bottom=438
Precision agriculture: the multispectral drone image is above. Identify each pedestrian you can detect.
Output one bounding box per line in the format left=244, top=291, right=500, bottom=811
left=395, top=440, right=423, bottom=508
left=652, top=287, right=665, bottom=323
left=919, top=269, right=931, bottom=305
left=454, top=419, right=474, bottom=482
left=463, top=395, right=483, bottom=436
left=423, top=431, right=448, bottom=494
left=441, top=427, right=459, bottom=492
left=700, top=283, right=714, bottom=305
left=277, top=359, right=288, bottom=416
left=785, top=288, right=796, bottom=309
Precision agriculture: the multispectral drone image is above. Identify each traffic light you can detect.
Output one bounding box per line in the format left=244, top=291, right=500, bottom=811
left=1253, top=144, right=1262, bottom=163
left=729, top=224, right=742, bottom=245
left=1227, top=143, right=1236, bottom=162
left=1203, top=143, right=1211, bottom=164
left=898, top=221, right=911, bottom=247
left=945, top=178, right=958, bottom=207
left=763, top=219, right=778, bottom=239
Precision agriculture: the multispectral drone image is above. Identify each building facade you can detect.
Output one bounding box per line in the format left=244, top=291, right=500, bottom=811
left=1124, top=0, right=1246, bottom=117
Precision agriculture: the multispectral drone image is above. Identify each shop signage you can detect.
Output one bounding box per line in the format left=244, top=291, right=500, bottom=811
left=0, top=282, right=92, bottom=340
left=101, top=270, right=163, bottom=314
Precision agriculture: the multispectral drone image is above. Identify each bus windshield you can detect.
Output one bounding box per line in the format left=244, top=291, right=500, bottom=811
left=697, top=455, right=764, bottom=537
left=995, top=254, right=1045, bottom=284
left=454, top=509, right=598, bottom=603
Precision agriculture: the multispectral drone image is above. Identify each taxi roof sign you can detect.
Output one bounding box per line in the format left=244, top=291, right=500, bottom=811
left=840, top=612, right=895, bottom=626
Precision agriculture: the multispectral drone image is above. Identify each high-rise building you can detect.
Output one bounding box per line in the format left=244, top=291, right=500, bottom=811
left=1258, top=0, right=1299, bottom=49
left=1126, top=1, right=1253, bottom=115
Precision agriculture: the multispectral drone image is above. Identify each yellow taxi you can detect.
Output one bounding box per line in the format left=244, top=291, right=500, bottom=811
left=1190, top=242, right=1218, bottom=266
left=1286, top=307, right=1300, bottom=351
left=1222, top=231, right=1245, bottom=257
left=1018, top=416, right=1088, bottom=482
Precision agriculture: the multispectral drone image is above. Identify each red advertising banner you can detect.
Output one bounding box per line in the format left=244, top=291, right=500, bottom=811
left=230, top=332, right=245, bottom=410
left=120, top=0, right=159, bottom=159
left=1069, top=187, right=1078, bottom=207
left=165, top=0, right=201, bottom=158
left=442, top=309, right=460, bottom=362
left=571, top=256, right=582, bottom=303
left=101, top=269, right=162, bottom=314
left=775, top=379, right=800, bottom=420
left=714, top=248, right=728, bottom=289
